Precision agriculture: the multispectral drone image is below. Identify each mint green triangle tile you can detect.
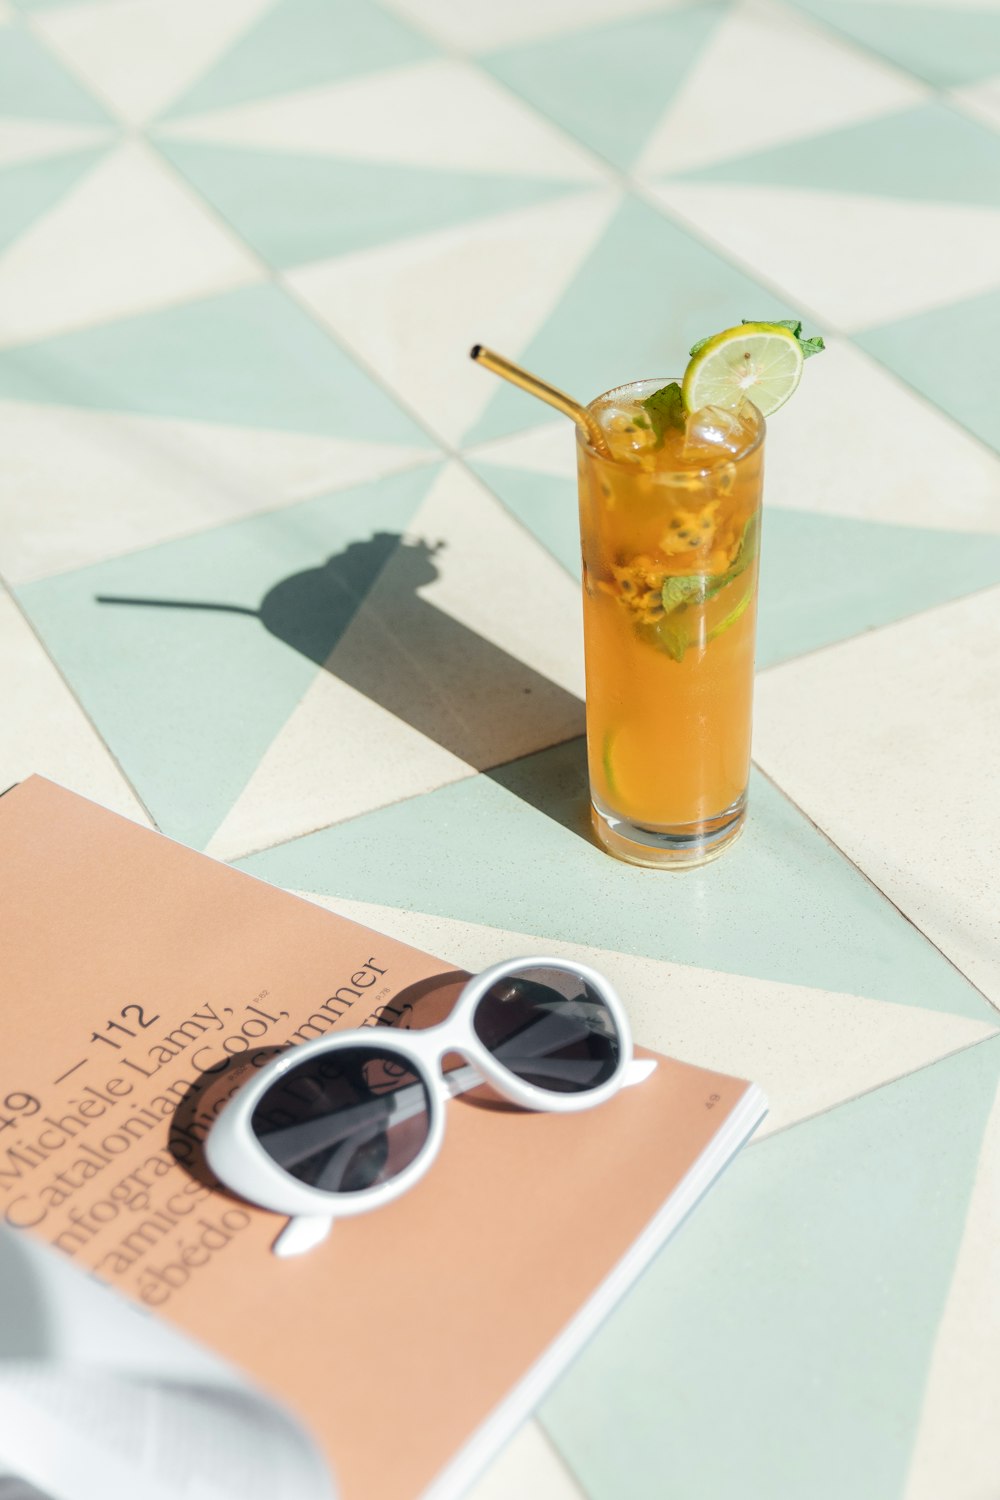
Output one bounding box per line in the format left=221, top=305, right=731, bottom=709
left=163, top=0, right=432, bottom=119
left=0, top=147, right=107, bottom=256
left=857, top=289, right=1000, bottom=455
left=467, top=462, right=581, bottom=577
left=15, top=467, right=440, bottom=849
left=542, top=1036, right=1000, bottom=1500
left=758, top=509, right=1000, bottom=668
left=469, top=462, right=1000, bottom=667
left=0, top=283, right=431, bottom=444
left=237, top=748, right=993, bottom=1021
left=484, top=2, right=727, bottom=171
left=674, top=102, right=1000, bottom=208
left=0, top=27, right=111, bottom=122
left=791, top=0, right=1000, bottom=87
left=156, top=140, right=584, bottom=267
left=464, top=196, right=793, bottom=445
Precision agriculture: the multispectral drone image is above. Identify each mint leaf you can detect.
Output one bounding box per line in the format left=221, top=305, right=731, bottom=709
left=652, top=617, right=688, bottom=662
left=729, top=511, right=760, bottom=577
left=688, top=335, right=713, bottom=358
left=655, top=511, right=760, bottom=649
left=743, top=316, right=825, bottom=359
left=745, top=317, right=802, bottom=338
left=633, top=414, right=650, bottom=430
left=707, top=585, right=753, bottom=643
left=661, top=574, right=706, bottom=613
left=640, top=381, right=685, bottom=447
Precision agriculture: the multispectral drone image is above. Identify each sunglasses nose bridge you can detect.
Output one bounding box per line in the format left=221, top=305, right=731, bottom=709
left=419, top=1011, right=479, bottom=1071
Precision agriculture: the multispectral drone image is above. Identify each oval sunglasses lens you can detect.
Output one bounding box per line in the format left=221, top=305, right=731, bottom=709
left=250, top=1045, right=431, bottom=1194
left=471, top=967, right=621, bottom=1094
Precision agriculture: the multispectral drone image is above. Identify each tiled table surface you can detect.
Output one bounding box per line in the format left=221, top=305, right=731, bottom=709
left=2, top=0, right=999, bottom=1494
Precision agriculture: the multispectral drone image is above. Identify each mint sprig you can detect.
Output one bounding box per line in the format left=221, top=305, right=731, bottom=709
left=640, top=381, right=685, bottom=447
left=753, top=319, right=825, bottom=358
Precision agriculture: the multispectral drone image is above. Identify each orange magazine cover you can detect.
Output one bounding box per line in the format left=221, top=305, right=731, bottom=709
left=0, top=777, right=765, bottom=1500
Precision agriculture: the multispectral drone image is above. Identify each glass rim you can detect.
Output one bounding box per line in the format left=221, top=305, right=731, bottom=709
left=576, top=375, right=766, bottom=473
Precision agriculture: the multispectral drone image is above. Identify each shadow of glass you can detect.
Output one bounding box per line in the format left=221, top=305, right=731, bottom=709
left=96, top=532, right=589, bottom=836
left=486, top=735, right=592, bottom=840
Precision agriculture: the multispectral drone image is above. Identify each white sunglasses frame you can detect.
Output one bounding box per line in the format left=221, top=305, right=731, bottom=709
left=206, top=955, right=654, bottom=1257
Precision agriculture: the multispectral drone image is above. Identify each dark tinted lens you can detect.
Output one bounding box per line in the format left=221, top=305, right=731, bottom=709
left=472, top=967, right=620, bottom=1095
left=250, top=1045, right=430, bottom=1194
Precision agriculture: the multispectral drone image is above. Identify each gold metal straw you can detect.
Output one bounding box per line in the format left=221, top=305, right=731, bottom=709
left=470, top=344, right=611, bottom=456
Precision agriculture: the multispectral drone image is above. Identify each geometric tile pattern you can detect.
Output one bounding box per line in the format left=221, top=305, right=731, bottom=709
left=754, top=587, right=1000, bottom=1003
left=788, top=0, right=1000, bottom=89
left=485, top=0, right=926, bottom=175
left=2, top=0, right=999, bottom=1496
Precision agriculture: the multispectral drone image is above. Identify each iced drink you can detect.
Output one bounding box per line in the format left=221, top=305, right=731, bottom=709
left=578, top=380, right=764, bottom=868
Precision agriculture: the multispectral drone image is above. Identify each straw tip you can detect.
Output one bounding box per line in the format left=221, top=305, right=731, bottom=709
left=469, top=343, right=483, bottom=361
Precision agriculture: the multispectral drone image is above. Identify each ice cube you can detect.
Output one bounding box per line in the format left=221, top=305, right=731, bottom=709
left=595, top=401, right=657, bottom=460
left=683, top=403, right=755, bottom=460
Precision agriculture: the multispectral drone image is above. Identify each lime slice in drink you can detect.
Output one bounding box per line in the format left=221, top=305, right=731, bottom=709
left=682, top=322, right=804, bottom=417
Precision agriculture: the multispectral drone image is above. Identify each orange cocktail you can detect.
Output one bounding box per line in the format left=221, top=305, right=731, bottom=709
left=578, top=379, right=764, bottom=868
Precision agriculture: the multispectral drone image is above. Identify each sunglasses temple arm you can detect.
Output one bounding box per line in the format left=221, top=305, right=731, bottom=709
left=442, top=1062, right=485, bottom=1099
left=444, top=1057, right=656, bottom=1099
left=623, top=1057, right=657, bottom=1087
left=272, top=1214, right=333, bottom=1258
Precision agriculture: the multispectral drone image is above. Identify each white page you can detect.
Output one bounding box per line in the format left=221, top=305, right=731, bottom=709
left=0, top=1229, right=336, bottom=1500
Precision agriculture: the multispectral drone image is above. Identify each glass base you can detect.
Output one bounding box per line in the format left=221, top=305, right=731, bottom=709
left=591, top=791, right=746, bottom=870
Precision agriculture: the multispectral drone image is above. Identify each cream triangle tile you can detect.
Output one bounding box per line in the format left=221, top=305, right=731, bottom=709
left=754, top=587, right=1000, bottom=1006
left=0, top=117, right=114, bottom=168
left=0, top=585, right=150, bottom=824
left=391, top=461, right=585, bottom=698
left=287, top=188, right=620, bottom=445
left=204, top=667, right=473, bottom=863
left=160, top=58, right=601, bottom=180
left=378, top=0, right=682, bottom=51
left=0, top=140, right=259, bottom=347
left=637, top=0, right=925, bottom=178
left=0, top=402, right=433, bottom=585
left=904, top=1070, right=1000, bottom=1500
left=32, top=0, right=275, bottom=126
left=649, top=180, right=1000, bottom=331
left=467, top=1421, right=586, bottom=1500
left=762, top=339, right=1000, bottom=534
left=293, top=898, right=998, bottom=1137
left=465, top=422, right=577, bottom=479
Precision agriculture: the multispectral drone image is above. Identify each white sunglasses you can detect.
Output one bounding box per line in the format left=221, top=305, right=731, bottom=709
left=206, top=956, right=655, bottom=1258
